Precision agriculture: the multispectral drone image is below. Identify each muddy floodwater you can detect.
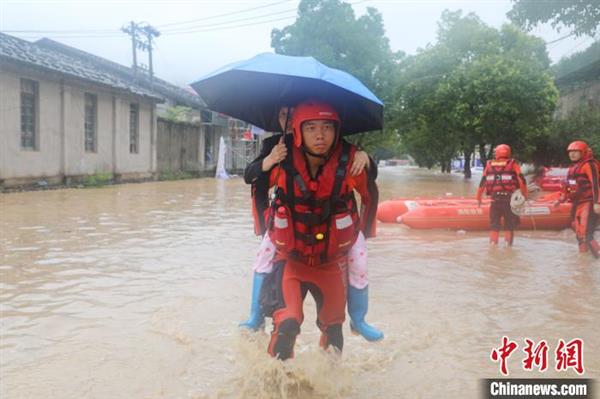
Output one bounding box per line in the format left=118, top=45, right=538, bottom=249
left=1, top=166, right=599, bottom=399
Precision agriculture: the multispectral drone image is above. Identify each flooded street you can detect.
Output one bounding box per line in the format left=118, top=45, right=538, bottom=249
left=1, top=167, right=599, bottom=399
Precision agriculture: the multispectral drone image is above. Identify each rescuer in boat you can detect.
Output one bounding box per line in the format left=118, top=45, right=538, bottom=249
left=241, top=106, right=384, bottom=342
left=245, top=100, right=378, bottom=359
left=555, top=141, right=600, bottom=258
left=476, top=144, right=528, bottom=246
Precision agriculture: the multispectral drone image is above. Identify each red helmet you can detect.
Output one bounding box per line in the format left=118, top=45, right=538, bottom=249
left=567, top=140, right=588, bottom=153
left=494, top=144, right=511, bottom=159
left=291, top=100, right=340, bottom=148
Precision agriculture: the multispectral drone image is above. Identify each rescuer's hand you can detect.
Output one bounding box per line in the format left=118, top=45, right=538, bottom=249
left=594, top=203, right=600, bottom=215
left=262, top=136, right=287, bottom=171
left=350, top=151, right=369, bottom=176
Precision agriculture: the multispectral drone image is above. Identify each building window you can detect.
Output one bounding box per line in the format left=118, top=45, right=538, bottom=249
left=84, top=93, right=97, bottom=152
left=204, top=126, right=213, bottom=164
left=20, top=79, right=38, bottom=150
left=129, top=103, right=139, bottom=153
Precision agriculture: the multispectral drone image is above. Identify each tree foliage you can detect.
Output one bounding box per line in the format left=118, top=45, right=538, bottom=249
left=164, top=105, right=193, bottom=122
left=508, top=0, right=600, bottom=37
left=391, top=11, right=558, bottom=176
left=532, top=109, right=600, bottom=166
left=271, top=0, right=404, bottom=154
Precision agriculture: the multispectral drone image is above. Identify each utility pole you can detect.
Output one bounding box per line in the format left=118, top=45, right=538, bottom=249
left=121, top=21, right=139, bottom=81
left=121, top=22, right=160, bottom=84
left=140, top=24, right=160, bottom=83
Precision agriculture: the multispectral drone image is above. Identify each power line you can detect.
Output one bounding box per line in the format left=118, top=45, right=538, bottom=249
left=156, top=0, right=292, bottom=28
left=5, top=0, right=372, bottom=39
left=545, top=33, right=575, bottom=45
left=153, top=0, right=371, bottom=35
left=3, top=0, right=293, bottom=35
left=160, top=9, right=298, bottom=34
left=558, top=36, right=593, bottom=59
left=161, top=15, right=297, bottom=35
left=12, top=14, right=297, bottom=39
left=2, top=28, right=120, bottom=33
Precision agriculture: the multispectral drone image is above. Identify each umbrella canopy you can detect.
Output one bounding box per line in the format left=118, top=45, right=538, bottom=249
left=190, top=53, right=383, bottom=135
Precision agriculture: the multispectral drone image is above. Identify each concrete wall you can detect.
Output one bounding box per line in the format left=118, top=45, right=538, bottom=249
left=0, top=67, right=62, bottom=180
left=157, top=118, right=202, bottom=173
left=555, top=79, right=600, bottom=119
left=155, top=119, right=260, bottom=176
left=0, top=64, right=157, bottom=187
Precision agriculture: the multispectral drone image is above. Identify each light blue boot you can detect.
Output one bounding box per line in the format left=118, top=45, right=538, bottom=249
left=239, top=272, right=266, bottom=330
left=348, top=285, right=384, bottom=342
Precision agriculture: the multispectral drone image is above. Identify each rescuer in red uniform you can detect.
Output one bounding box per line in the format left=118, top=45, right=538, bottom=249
left=476, top=144, right=528, bottom=246
left=260, top=100, right=378, bottom=359
left=556, top=140, right=600, bottom=258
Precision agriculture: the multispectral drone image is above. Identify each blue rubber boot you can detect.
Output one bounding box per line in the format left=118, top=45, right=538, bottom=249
left=239, top=272, right=266, bottom=330
left=348, top=285, right=384, bottom=342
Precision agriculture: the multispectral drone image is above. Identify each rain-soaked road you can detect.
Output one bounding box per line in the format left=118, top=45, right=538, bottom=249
left=1, top=166, right=598, bottom=398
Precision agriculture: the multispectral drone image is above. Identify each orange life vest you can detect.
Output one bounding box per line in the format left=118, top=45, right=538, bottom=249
left=484, top=159, right=519, bottom=199
left=566, top=158, right=599, bottom=203
left=268, top=140, right=359, bottom=266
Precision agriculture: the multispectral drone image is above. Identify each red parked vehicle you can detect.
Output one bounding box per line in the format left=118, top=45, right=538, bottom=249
left=535, top=167, right=568, bottom=191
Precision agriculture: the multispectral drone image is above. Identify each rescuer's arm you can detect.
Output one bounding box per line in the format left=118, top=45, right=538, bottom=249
left=476, top=165, right=488, bottom=207
left=351, top=164, right=379, bottom=238
left=554, top=182, right=568, bottom=207
left=244, top=134, right=284, bottom=184
left=513, top=163, right=528, bottom=199
left=582, top=161, right=600, bottom=214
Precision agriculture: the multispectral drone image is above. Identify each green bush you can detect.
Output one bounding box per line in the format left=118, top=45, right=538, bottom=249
left=82, top=172, right=113, bottom=187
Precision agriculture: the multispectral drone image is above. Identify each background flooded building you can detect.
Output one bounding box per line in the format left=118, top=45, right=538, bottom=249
left=0, top=33, right=163, bottom=188
left=554, top=52, right=600, bottom=119
left=0, top=33, right=260, bottom=189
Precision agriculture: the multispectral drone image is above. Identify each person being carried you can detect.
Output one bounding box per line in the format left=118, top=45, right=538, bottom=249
left=476, top=144, right=528, bottom=246
left=240, top=105, right=383, bottom=341
left=555, top=140, right=600, bottom=258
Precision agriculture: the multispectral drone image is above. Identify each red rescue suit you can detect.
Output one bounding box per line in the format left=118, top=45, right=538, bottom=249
left=477, top=158, right=528, bottom=244
left=563, top=156, right=600, bottom=255
left=262, top=139, right=377, bottom=359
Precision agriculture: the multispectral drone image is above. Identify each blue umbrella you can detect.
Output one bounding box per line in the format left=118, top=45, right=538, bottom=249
left=190, top=53, right=383, bottom=135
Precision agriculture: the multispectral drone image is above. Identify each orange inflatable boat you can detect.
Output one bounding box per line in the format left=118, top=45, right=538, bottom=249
left=377, top=197, right=489, bottom=223
left=398, top=202, right=571, bottom=230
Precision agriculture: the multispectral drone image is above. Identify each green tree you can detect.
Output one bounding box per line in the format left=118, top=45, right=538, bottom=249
left=508, top=0, right=600, bottom=37
left=164, top=105, right=193, bottom=122
left=391, top=11, right=558, bottom=177
left=532, top=109, right=600, bottom=166
left=271, top=0, right=403, bottom=154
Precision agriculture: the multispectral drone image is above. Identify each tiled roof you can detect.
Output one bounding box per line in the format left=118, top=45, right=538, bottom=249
left=0, top=32, right=162, bottom=101
left=35, top=38, right=205, bottom=109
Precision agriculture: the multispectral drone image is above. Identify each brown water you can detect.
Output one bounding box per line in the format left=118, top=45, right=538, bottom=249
left=1, top=167, right=598, bottom=399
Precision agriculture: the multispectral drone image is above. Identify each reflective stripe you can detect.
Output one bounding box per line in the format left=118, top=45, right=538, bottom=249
left=274, top=216, right=288, bottom=229
left=335, top=214, right=353, bottom=230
